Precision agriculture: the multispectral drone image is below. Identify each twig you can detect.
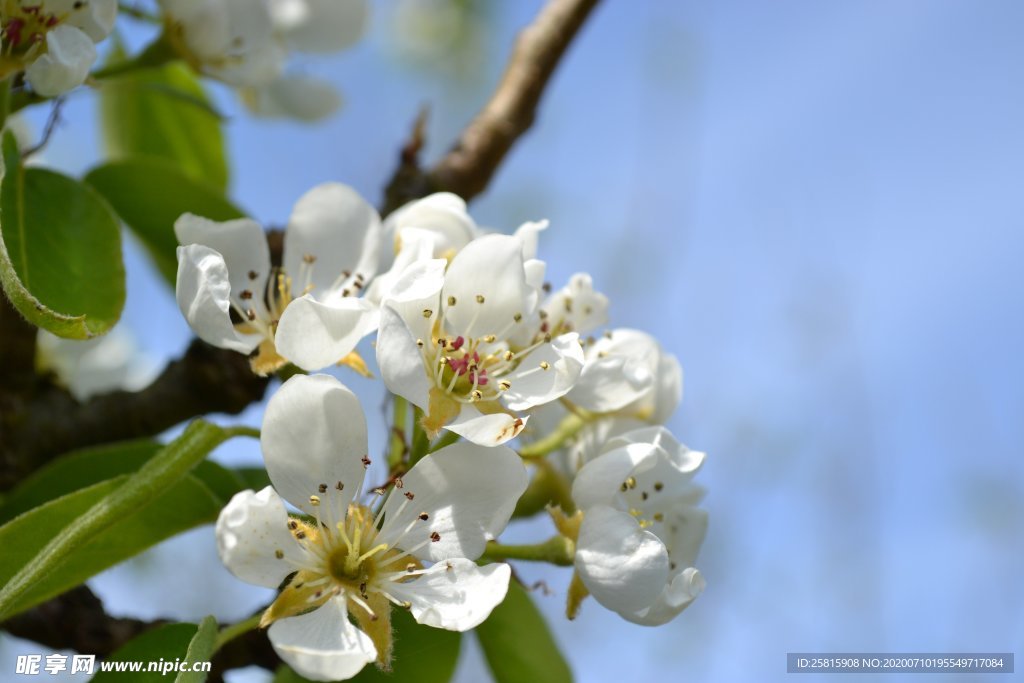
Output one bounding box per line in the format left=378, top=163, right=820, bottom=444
left=426, top=0, right=600, bottom=202
left=0, top=340, right=268, bottom=490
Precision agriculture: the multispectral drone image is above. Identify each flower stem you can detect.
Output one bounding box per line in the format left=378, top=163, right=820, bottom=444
left=0, top=78, right=11, bottom=132
left=518, top=413, right=586, bottom=459
left=388, top=396, right=409, bottom=470
left=480, top=535, right=575, bottom=566
left=212, top=613, right=261, bottom=653
left=223, top=426, right=261, bottom=440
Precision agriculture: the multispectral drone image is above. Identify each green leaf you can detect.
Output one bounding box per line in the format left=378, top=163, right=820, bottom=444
left=92, top=622, right=200, bottom=682
left=0, top=421, right=256, bottom=620
left=0, top=132, right=125, bottom=339
left=176, top=616, right=219, bottom=683
left=476, top=581, right=572, bottom=683
left=99, top=51, right=229, bottom=191
left=273, top=607, right=462, bottom=683
left=0, top=439, right=250, bottom=524
left=85, top=160, right=244, bottom=284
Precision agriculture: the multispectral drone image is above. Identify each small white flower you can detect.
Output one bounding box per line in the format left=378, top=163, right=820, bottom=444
left=36, top=327, right=159, bottom=401
left=162, top=0, right=365, bottom=118
left=240, top=73, right=341, bottom=121
left=571, top=328, right=681, bottom=420
left=376, top=231, right=585, bottom=446
left=175, top=182, right=380, bottom=375
left=217, top=374, right=527, bottom=681
left=1, top=0, right=118, bottom=96
left=268, top=0, right=367, bottom=54
left=571, top=425, right=706, bottom=625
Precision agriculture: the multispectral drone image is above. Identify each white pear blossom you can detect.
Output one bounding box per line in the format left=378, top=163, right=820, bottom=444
left=160, top=0, right=285, bottom=87
left=376, top=230, right=585, bottom=446
left=571, top=328, right=681, bottom=421
left=36, top=327, right=159, bottom=401
left=381, top=192, right=480, bottom=266
left=175, top=182, right=380, bottom=375
left=161, top=0, right=365, bottom=120
left=571, top=425, right=706, bottom=625
left=216, top=374, right=527, bottom=681
left=0, top=0, right=118, bottom=96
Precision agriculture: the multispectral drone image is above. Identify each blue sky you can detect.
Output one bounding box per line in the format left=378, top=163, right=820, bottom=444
left=3, top=1, right=1023, bottom=682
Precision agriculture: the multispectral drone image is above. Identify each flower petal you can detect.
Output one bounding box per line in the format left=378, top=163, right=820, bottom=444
left=387, top=559, right=510, bottom=631
left=622, top=567, right=705, bottom=626
left=262, top=374, right=368, bottom=514
left=175, top=214, right=271, bottom=304
left=216, top=486, right=310, bottom=588
left=268, top=597, right=377, bottom=682
left=441, top=234, right=532, bottom=340
left=382, top=193, right=478, bottom=269
left=273, top=0, right=368, bottom=54
left=365, top=228, right=441, bottom=305
left=575, top=505, right=669, bottom=615
left=50, top=0, right=118, bottom=41
left=242, top=75, right=342, bottom=121
left=444, top=405, right=527, bottom=447
left=175, top=244, right=261, bottom=353
left=25, top=25, right=96, bottom=97
left=571, top=439, right=662, bottom=510
left=275, top=295, right=378, bottom=371
left=502, top=333, right=585, bottom=411
left=284, top=183, right=381, bottom=299
left=376, top=442, right=527, bottom=562
left=377, top=305, right=432, bottom=410
left=569, top=353, right=654, bottom=414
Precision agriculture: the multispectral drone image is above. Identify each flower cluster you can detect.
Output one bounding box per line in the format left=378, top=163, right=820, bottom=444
left=0, top=0, right=117, bottom=96
left=186, top=185, right=709, bottom=680
left=159, top=0, right=366, bottom=120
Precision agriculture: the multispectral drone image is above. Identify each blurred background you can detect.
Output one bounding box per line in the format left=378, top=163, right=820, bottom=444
left=3, top=0, right=1023, bottom=681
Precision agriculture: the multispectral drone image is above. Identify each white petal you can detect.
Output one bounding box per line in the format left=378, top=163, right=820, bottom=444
left=387, top=559, right=510, bottom=631
left=216, top=486, right=311, bottom=588
left=175, top=245, right=261, bottom=353
left=502, top=333, right=585, bottom=411
left=268, top=597, right=377, bottom=682
left=441, top=235, right=532, bottom=340
left=365, top=228, right=441, bottom=305
left=242, top=75, right=342, bottom=121
left=175, top=214, right=271, bottom=303
left=648, top=351, right=683, bottom=423
left=376, top=442, right=527, bottom=562
left=26, top=25, right=96, bottom=97
left=381, top=193, right=478, bottom=268
left=262, top=374, right=368, bottom=514
left=512, top=219, right=548, bottom=261
left=542, top=273, right=609, bottom=336
left=444, top=405, right=527, bottom=447
left=623, top=567, right=705, bottom=626
left=575, top=505, right=669, bottom=615
left=376, top=305, right=431, bottom=409
left=275, top=295, right=378, bottom=371
left=49, top=0, right=118, bottom=41
left=275, top=0, right=368, bottom=53
left=379, top=257, right=446, bottom=342
left=569, top=353, right=654, bottom=414
left=571, top=439, right=662, bottom=510
left=284, top=183, right=381, bottom=299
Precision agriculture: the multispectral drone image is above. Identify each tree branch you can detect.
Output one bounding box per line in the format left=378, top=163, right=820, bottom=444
left=2, top=586, right=279, bottom=683
left=427, top=0, right=600, bottom=203
left=0, top=339, right=268, bottom=490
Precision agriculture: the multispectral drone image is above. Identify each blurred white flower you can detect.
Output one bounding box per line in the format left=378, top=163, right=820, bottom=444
left=175, top=182, right=380, bottom=375
left=37, top=326, right=159, bottom=401
left=571, top=425, right=706, bottom=625
left=217, top=374, right=526, bottom=680
left=0, top=0, right=118, bottom=96
left=161, top=0, right=366, bottom=120
left=376, top=231, right=585, bottom=446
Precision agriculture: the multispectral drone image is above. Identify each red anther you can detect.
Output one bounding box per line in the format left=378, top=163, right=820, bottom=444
left=450, top=336, right=465, bottom=351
